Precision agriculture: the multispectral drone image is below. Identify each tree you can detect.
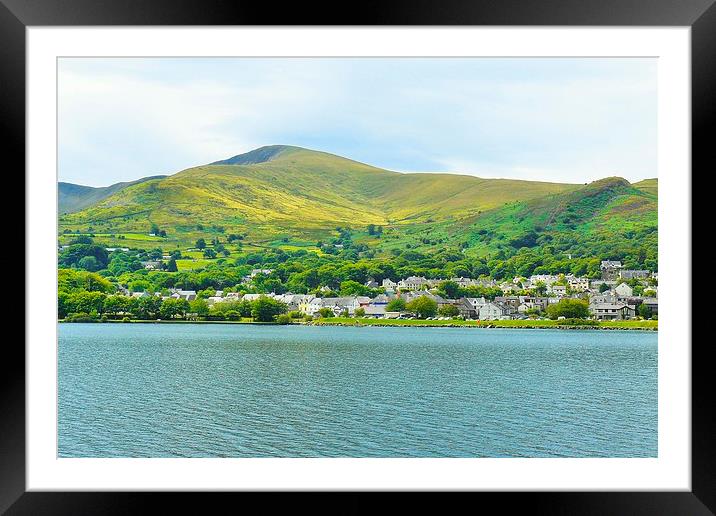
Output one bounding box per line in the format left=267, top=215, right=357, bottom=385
left=189, top=298, right=210, bottom=317
left=69, top=235, right=94, bottom=245
left=103, top=295, right=130, bottom=317
left=128, top=279, right=152, bottom=293
left=203, top=248, right=217, bottom=259
left=438, top=281, right=460, bottom=299
left=532, top=281, right=548, bottom=296
left=63, top=291, right=107, bottom=316
left=59, top=243, right=109, bottom=270
left=317, top=307, right=334, bottom=318
left=637, top=303, right=653, bottom=319
left=166, top=258, right=178, bottom=272
left=225, top=310, right=241, bottom=321
left=339, top=280, right=367, bottom=296
left=386, top=298, right=406, bottom=312
left=354, top=307, right=366, bottom=317
left=134, top=296, right=162, bottom=319
left=195, top=238, right=206, bottom=250
left=160, top=298, right=190, bottom=319
left=406, top=296, right=438, bottom=319
left=150, top=223, right=160, bottom=235
left=251, top=296, right=287, bottom=322
left=438, top=304, right=460, bottom=317
left=77, top=255, right=101, bottom=272
left=546, top=298, right=590, bottom=319
left=238, top=300, right=253, bottom=318
left=599, top=282, right=611, bottom=293
left=367, top=224, right=376, bottom=235
left=58, top=268, right=114, bottom=293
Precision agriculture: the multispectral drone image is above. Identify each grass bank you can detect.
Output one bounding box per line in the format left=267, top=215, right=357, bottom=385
left=310, top=318, right=658, bottom=330
left=59, top=317, right=657, bottom=330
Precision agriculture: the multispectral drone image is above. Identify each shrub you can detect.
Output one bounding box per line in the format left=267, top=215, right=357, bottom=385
left=288, top=310, right=303, bottom=319
left=546, top=298, right=590, bottom=319
left=437, top=304, right=460, bottom=317
left=317, top=307, right=334, bottom=318
left=276, top=314, right=291, bottom=325
left=65, top=312, right=98, bottom=323
left=386, top=298, right=406, bottom=312
left=251, top=296, right=288, bottom=322
left=406, top=296, right=438, bottom=319
left=354, top=307, right=366, bottom=317
left=225, top=310, right=241, bottom=321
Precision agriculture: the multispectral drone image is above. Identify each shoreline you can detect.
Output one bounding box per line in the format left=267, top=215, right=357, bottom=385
left=59, top=318, right=658, bottom=331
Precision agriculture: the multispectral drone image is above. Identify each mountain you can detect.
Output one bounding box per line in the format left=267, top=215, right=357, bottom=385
left=59, top=145, right=577, bottom=228
left=59, top=175, right=167, bottom=214
left=462, top=176, right=657, bottom=263
left=58, top=145, right=656, bottom=266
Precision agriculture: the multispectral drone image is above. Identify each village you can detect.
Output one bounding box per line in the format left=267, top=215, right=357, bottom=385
left=120, top=260, right=657, bottom=321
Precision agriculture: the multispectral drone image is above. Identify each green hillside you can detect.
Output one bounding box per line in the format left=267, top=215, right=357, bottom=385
left=59, top=145, right=576, bottom=235
left=59, top=175, right=167, bottom=214
left=58, top=145, right=656, bottom=268
left=459, top=176, right=658, bottom=269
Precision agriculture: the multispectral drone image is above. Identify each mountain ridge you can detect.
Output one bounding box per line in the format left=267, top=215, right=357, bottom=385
left=59, top=175, right=168, bottom=214
left=58, top=146, right=656, bottom=266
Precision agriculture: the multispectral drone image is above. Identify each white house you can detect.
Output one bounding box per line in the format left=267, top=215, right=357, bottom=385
left=550, top=285, right=567, bottom=296
left=240, top=293, right=264, bottom=302
left=398, top=276, right=429, bottom=291
left=567, top=276, right=590, bottom=292
left=614, top=283, right=634, bottom=297
left=363, top=304, right=387, bottom=318
left=320, top=297, right=360, bottom=315
left=476, top=302, right=507, bottom=320
left=590, top=302, right=636, bottom=320
left=600, top=260, right=623, bottom=280
left=382, top=278, right=397, bottom=289
left=529, top=274, right=559, bottom=286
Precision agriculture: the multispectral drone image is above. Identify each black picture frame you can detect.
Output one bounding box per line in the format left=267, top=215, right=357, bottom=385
left=4, top=0, right=711, bottom=513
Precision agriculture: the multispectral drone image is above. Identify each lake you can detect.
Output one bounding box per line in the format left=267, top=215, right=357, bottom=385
left=58, top=323, right=657, bottom=458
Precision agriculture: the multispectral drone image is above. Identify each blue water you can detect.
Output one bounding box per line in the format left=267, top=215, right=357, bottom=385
left=58, top=323, right=657, bottom=458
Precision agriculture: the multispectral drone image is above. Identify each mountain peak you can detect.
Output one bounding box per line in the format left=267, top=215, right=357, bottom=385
left=210, top=145, right=300, bottom=166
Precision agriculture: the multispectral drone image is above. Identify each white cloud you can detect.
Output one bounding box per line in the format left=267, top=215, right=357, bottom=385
left=58, top=58, right=656, bottom=186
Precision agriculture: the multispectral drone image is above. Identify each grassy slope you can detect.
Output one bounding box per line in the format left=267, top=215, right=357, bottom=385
left=461, top=177, right=657, bottom=258
left=59, top=146, right=576, bottom=239
left=58, top=175, right=167, bottom=214
left=58, top=146, right=656, bottom=260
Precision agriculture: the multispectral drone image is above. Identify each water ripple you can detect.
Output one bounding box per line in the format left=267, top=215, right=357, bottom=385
left=59, top=324, right=657, bottom=458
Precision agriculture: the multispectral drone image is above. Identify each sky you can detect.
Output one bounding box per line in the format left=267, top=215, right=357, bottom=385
left=58, top=57, right=657, bottom=187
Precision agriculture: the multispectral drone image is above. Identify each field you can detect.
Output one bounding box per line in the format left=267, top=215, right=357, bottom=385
left=175, top=259, right=216, bottom=271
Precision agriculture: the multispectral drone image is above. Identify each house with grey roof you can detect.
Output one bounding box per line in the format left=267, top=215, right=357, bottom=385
left=614, top=283, right=634, bottom=297
left=398, top=276, right=429, bottom=291
left=589, top=302, right=636, bottom=320
left=619, top=269, right=651, bottom=280
left=600, top=260, right=623, bottom=280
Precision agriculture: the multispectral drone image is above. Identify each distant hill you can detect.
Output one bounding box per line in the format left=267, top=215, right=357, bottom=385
left=461, top=176, right=657, bottom=266
left=58, top=145, right=656, bottom=267
left=59, top=145, right=577, bottom=228
left=59, top=175, right=167, bottom=214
